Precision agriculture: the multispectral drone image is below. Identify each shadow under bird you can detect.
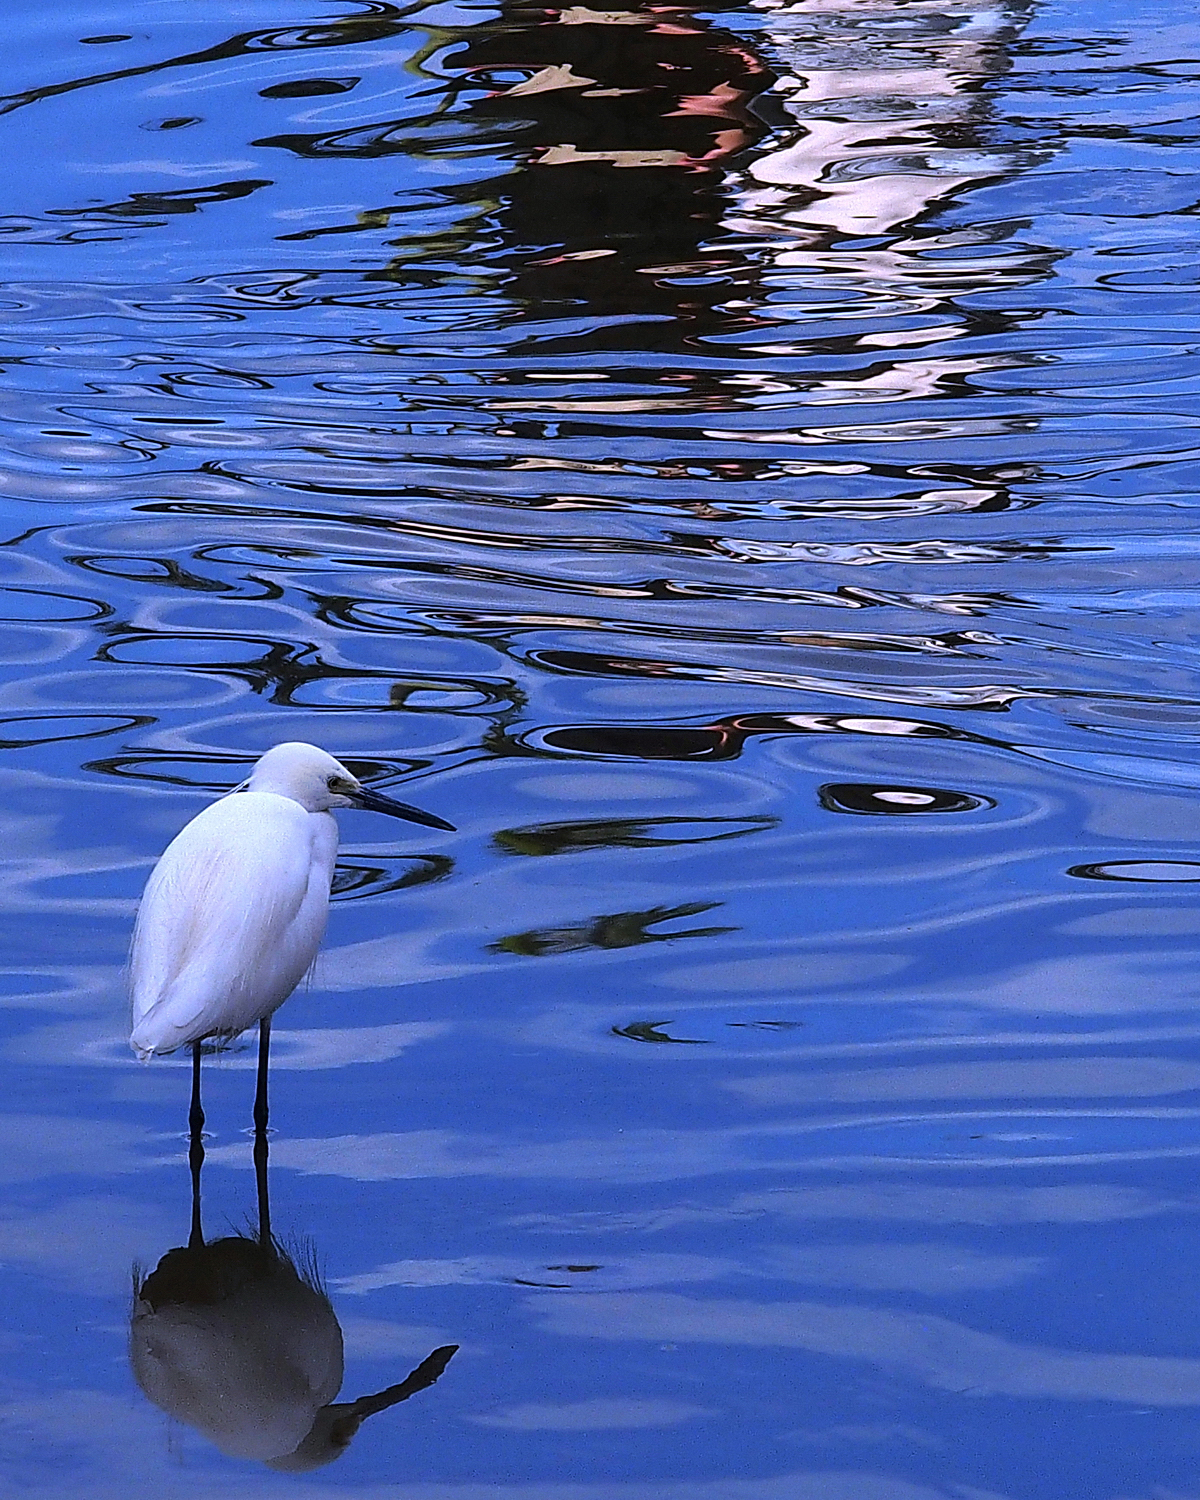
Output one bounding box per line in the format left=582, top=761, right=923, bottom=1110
left=128, top=741, right=454, bottom=1133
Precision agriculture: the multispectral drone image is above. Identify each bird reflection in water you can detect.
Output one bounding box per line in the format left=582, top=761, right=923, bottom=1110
left=130, top=1078, right=457, bottom=1470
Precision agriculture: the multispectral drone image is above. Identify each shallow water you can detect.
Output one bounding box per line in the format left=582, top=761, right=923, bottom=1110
left=2, top=0, right=1200, bottom=1495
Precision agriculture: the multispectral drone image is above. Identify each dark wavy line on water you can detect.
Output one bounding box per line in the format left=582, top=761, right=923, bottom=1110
left=0, top=2, right=426, bottom=118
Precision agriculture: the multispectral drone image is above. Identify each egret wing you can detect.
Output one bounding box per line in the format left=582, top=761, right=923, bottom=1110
left=130, top=794, right=331, bottom=1055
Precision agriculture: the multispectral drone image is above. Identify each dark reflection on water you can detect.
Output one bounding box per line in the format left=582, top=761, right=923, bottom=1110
left=3, top=0, right=1200, bottom=1494
left=817, top=782, right=991, bottom=815
left=612, top=1019, right=711, bottom=1044
left=331, top=850, right=454, bottom=899
left=131, top=1126, right=456, bottom=1469
left=1068, top=860, right=1200, bottom=883
left=494, top=814, right=776, bottom=855
left=496, top=900, right=734, bottom=955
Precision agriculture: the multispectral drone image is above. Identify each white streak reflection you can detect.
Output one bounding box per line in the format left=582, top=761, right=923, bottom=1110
left=510, top=1183, right=1192, bottom=1234
left=468, top=1399, right=716, bottom=1431
left=533, top=1292, right=1200, bottom=1405
left=726, top=1058, right=1200, bottom=1105
left=201, top=1112, right=1200, bottom=1182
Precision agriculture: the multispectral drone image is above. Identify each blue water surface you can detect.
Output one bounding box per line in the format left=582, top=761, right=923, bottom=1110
left=2, top=0, right=1200, bottom=1495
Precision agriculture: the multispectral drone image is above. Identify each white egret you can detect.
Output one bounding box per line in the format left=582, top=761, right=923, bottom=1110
left=128, top=741, right=454, bottom=1163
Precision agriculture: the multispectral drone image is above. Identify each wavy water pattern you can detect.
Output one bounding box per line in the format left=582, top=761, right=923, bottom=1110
left=0, top=0, right=1199, bottom=1495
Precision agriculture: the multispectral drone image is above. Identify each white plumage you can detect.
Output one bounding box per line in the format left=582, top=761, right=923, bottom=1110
left=129, top=741, right=453, bottom=1060
left=130, top=790, right=337, bottom=1058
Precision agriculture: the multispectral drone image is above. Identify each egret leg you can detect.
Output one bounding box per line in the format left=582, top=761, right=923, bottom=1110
left=188, top=1041, right=205, bottom=1249
left=253, top=1017, right=271, bottom=1248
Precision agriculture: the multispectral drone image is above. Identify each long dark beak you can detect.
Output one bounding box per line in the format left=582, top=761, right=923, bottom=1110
left=351, top=785, right=455, bottom=831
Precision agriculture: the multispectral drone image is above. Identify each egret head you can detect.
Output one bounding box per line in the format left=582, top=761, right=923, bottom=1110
left=264, top=1403, right=365, bottom=1472
left=265, top=1343, right=460, bottom=1472
left=246, top=743, right=454, bottom=830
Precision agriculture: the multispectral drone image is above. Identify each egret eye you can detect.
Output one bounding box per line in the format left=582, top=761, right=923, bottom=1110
left=326, top=774, right=339, bottom=789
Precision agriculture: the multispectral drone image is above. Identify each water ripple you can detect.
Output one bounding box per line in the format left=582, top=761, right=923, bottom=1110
left=4, top=0, right=1200, bottom=1493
